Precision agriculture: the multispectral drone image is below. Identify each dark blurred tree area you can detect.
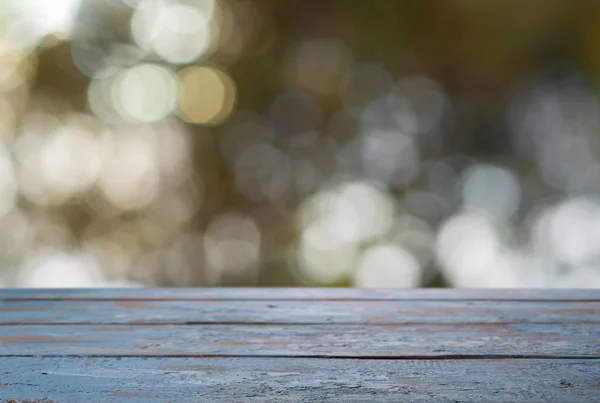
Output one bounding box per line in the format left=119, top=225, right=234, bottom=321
left=1, top=0, right=600, bottom=288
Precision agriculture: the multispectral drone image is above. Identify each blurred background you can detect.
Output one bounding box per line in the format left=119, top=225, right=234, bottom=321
left=0, top=0, right=600, bottom=288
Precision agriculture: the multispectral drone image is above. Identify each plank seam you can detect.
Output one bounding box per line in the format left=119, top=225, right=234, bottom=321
left=4, top=298, right=600, bottom=302
left=2, top=354, right=599, bottom=360
left=1, top=321, right=599, bottom=325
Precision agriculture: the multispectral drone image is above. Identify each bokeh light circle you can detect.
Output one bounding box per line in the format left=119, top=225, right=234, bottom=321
left=111, top=63, right=178, bottom=123
left=177, top=66, right=236, bottom=125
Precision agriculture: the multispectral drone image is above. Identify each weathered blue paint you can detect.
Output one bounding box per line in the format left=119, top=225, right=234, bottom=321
left=0, top=289, right=598, bottom=402
left=1, top=288, right=599, bottom=301
left=0, top=299, right=598, bottom=324
left=0, top=323, right=598, bottom=357
left=0, top=357, right=599, bottom=402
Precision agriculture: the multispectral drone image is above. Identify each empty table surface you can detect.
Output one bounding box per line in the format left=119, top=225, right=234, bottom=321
left=0, top=288, right=598, bottom=402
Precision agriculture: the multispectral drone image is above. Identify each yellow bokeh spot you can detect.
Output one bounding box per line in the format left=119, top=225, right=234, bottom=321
left=177, top=66, right=236, bottom=125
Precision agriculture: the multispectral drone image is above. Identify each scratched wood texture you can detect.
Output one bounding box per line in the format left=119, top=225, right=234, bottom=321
left=2, top=300, right=599, bottom=324
left=0, top=288, right=599, bottom=403
left=1, top=357, right=598, bottom=403
left=1, top=323, right=599, bottom=357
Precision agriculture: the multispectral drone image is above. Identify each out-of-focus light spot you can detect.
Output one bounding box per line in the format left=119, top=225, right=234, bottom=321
left=98, top=126, right=160, bottom=210
left=172, top=232, right=206, bottom=279
left=507, top=79, right=600, bottom=193
left=204, top=213, right=261, bottom=284
left=28, top=0, right=81, bottom=37
left=87, top=74, right=121, bottom=123
left=69, top=40, right=109, bottom=80
left=31, top=212, right=75, bottom=248
left=0, top=98, right=17, bottom=142
left=436, top=211, right=542, bottom=287
left=152, top=119, right=194, bottom=179
left=354, top=244, right=421, bottom=288
left=394, top=76, right=447, bottom=134
left=459, top=163, right=521, bottom=219
left=0, top=51, right=36, bottom=92
left=0, top=147, right=18, bottom=219
left=390, top=214, right=435, bottom=268
left=177, top=66, right=236, bottom=125
left=361, top=129, right=420, bottom=187
left=83, top=237, right=134, bottom=280
left=15, top=118, right=73, bottom=206
left=144, top=186, right=202, bottom=236
left=547, top=198, right=600, bottom=267
left=133, top=247, right=194, bottom=287
left=361, top=94, right=418, bottom=136
left=537, top=136, right=596, bottom=192
left=530, top=205, right=560, bottom=270
left=337, top=181, right=395, bottom=242
left=436, top=212, right=503, bottom=287
left=340, top=64, right=393, bottom=114
left=336, top=134, right=365, bottom=176
left=111, top=64, right=178, bottom=123
left=291, top=156, right=322, bottom=198
left=558, top=265, right=600, bottom=288
left=77, top=42, right=139, bottom=82
left=71, top=41, right=143, bottom=80
left=327, top=108, right=360, bottom=142
left=268, top=92, right=322, bottom=148
left=0, top=210, right=35, bottom=260
left=282, top=38, right=352, bottom=96
left=213, top=0, right=264, bottom=62
left=83, top=219, right=142, bottom=258
left=220, top=117, right=272, bottom=169
left=15, top=251, right=105, bottom=288
left=567, top=162, right=600, bottom=195
left=15, top=114, right=103, bottom=204
left=0, top=0, right=80, bottom=50
left=296, top=180, right=396, bottom=285
left=508, top=81, right=600, bottom=156
left=427, top=159, right=459, bottom=211
left=298, top=180, right=395, bottom=247
left=41, top=123, right=101, bottom=196
left=234, top=142, right=291, bottom=202
left=404, top=190, right=444, bottom=220
left=298, top=189, right=361, bottom=244
left=131, top=0, right=214, bottom=64
left=298, top=218, right=358, bottom=285
left=0, top=17, right=43, bottom=52
left=481, top=251, right=536, bottom=288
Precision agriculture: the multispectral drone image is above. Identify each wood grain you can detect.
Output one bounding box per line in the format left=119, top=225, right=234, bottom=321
left=0, top=299, right=598, bottom=324
left=0, top=323, right=598, bottom=358
left=1, top=289, right=598, bottom=402
left=0, top=357, right=598, bottom=403
left=1, top=288, right=599, bottom=301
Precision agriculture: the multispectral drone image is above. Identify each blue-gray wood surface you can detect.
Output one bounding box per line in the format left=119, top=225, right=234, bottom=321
left=0, top=288, right=599, bottom=402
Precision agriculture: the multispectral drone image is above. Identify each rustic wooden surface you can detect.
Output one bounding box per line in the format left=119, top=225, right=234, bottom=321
left=0, top=289, right=598, bottom=402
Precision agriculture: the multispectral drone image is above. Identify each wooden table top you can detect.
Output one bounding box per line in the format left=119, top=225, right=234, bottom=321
left=0, top=288, right=598, bottom=402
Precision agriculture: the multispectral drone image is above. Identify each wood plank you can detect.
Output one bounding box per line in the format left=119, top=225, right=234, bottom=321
left=1, top=288, right=599, bottom=301
left=0, top=323, right=598, bottom=357
left=0, top=357, right=598, bottom=402
left=0, top=299, right=598, bottom=324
